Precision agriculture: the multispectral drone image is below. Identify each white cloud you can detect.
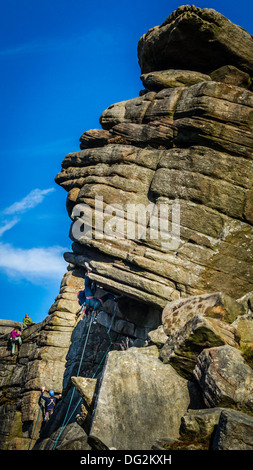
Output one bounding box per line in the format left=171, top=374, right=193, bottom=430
left=3, top=188, right=55, bottom=215
left=0, top=187, right=67, bottom=284
left=0, top=218, right=20, bottom=237
left=0, top=242, right=67, bottom=282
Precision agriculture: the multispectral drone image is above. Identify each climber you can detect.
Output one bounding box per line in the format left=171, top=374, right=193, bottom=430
left=10, top=327, right=22, bottom=356
left=22, top=313, right=33, bottom=327
left=40, top=387, right=62, bottom=422
left=77, top=262, right=115, bottom=319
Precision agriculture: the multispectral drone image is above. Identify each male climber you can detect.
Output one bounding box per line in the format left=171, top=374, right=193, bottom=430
left=77, top=262, right=115, bottom=318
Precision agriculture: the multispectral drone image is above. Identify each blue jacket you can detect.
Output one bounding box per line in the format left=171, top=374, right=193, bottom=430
left=84, top=274, right=96, bottom=297
left=77, top=275, right=97, bottom=306
left=40, top=392, right=57, bottom=411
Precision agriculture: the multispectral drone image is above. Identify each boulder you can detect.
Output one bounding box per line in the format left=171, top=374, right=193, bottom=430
left=193, top=345, right=253, bottom=412
left=212, top=409, right=253, bottom=450
left=89, top=346, right=190, bottom=450
left=79, top=129, right=112, bottom=150
left=71, top=377, right=97, bottom=407
left=232, top=313, right=253, bottom=348
left=162, top=292, right=245, bottom=336
left=160, top=315, right=240, bottom=379
left=6, top=437, right=30, bottom=450
left=180, top=407, right=226, bottom=441
left=141, top=69, right=211, bottom=91
left=160, top=406, right=253, bottom=450
left=138, top=5, right=253, bottom=74
left=148, top=325, right=168, bottom=346
left=237, top=291, right=253, bottom=313
left=210, top=65, right=252, bottom=89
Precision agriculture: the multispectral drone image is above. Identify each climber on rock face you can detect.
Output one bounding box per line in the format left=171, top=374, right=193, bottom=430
left=77, top=262, right=115, bottom=319
left=40, top=387, right=62, bottom=422
left=10, top=327, right=22, bottom=356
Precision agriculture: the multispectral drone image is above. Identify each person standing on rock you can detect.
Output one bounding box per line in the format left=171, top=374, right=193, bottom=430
left=40, top=387, right=62, bottom=422
left=10, top=327, right=22, bottom=356
left=22, top=314, right=33, bottom=327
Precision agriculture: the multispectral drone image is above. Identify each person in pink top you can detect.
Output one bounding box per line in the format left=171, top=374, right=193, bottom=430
left=10, top=327, right=22, bottom=356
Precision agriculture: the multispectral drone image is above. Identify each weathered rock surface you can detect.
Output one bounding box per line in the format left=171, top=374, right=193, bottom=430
left=56, top=78, right=253, bottom=308
left=162, top=292, right=245, bottom=336
left=88, top=346, right=190, bottom=450
left=147, top=324, right=168, bottom=346
left=1, top=5, right=253, bottom=452
left=141, top=69, right=211, bottom=91
left=160, top=315, right=240, bottom=379
left=210, top=65, right=252, bottom=89
left=180, top=407, right=226, bottom=441
left=54, top=4, right=253, bottom=321
left=193, top=345, right=253, bottom=412
left=0, top=267, right=152, bottom=450
left=138, top=5, right=253, bottom=75
left=212, top=409, right=253, bottom=450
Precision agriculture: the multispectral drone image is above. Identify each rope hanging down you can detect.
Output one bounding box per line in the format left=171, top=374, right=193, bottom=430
left=28, top=404, right=43, bottom=450
left=51, top=339, right=113, bottom=449
left=29, top=313, right=95, bottom=451
left=50, top=314, right=94, bottom=450
left=50, top=308, right=114, bottom=450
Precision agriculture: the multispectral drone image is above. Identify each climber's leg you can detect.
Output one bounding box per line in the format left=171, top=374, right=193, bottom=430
left=11, top=340, right=15, bottom=355
left=90, top=298, right=102, bottom=311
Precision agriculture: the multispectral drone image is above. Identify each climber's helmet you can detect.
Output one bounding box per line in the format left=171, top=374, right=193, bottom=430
left=49, top=390, right=54, bottom=397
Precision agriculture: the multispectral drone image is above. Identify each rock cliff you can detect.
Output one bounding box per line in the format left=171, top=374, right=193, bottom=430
left=0, top=5, right=253, bottom=451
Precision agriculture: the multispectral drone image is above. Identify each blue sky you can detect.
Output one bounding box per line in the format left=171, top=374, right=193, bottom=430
left=0, top=0, right=252, bottom=324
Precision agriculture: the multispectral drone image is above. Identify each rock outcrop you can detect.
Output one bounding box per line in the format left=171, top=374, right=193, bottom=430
left=56, top=7, right=253, bottom=307
left=0, top=5, right=253, bottom=451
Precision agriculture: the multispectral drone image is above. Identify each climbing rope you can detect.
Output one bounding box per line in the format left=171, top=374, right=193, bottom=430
left=28, top=322, right=112, bottom=452
left=28, top=403, right=43, bottom=450
left=107, top=302, right=117, bottom=335
left=29, top=301, right=115, bottom=451
left=50, top=303, right=115, bottom=451
left=50, top=313, right=94, bottom=450
left=50, top=338, right=113, bottom=447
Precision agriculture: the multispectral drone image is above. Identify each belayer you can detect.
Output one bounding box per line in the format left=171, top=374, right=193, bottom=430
left=40, top=387, right=62, bottom=422
left=77, top=262, right=115, bottom=319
